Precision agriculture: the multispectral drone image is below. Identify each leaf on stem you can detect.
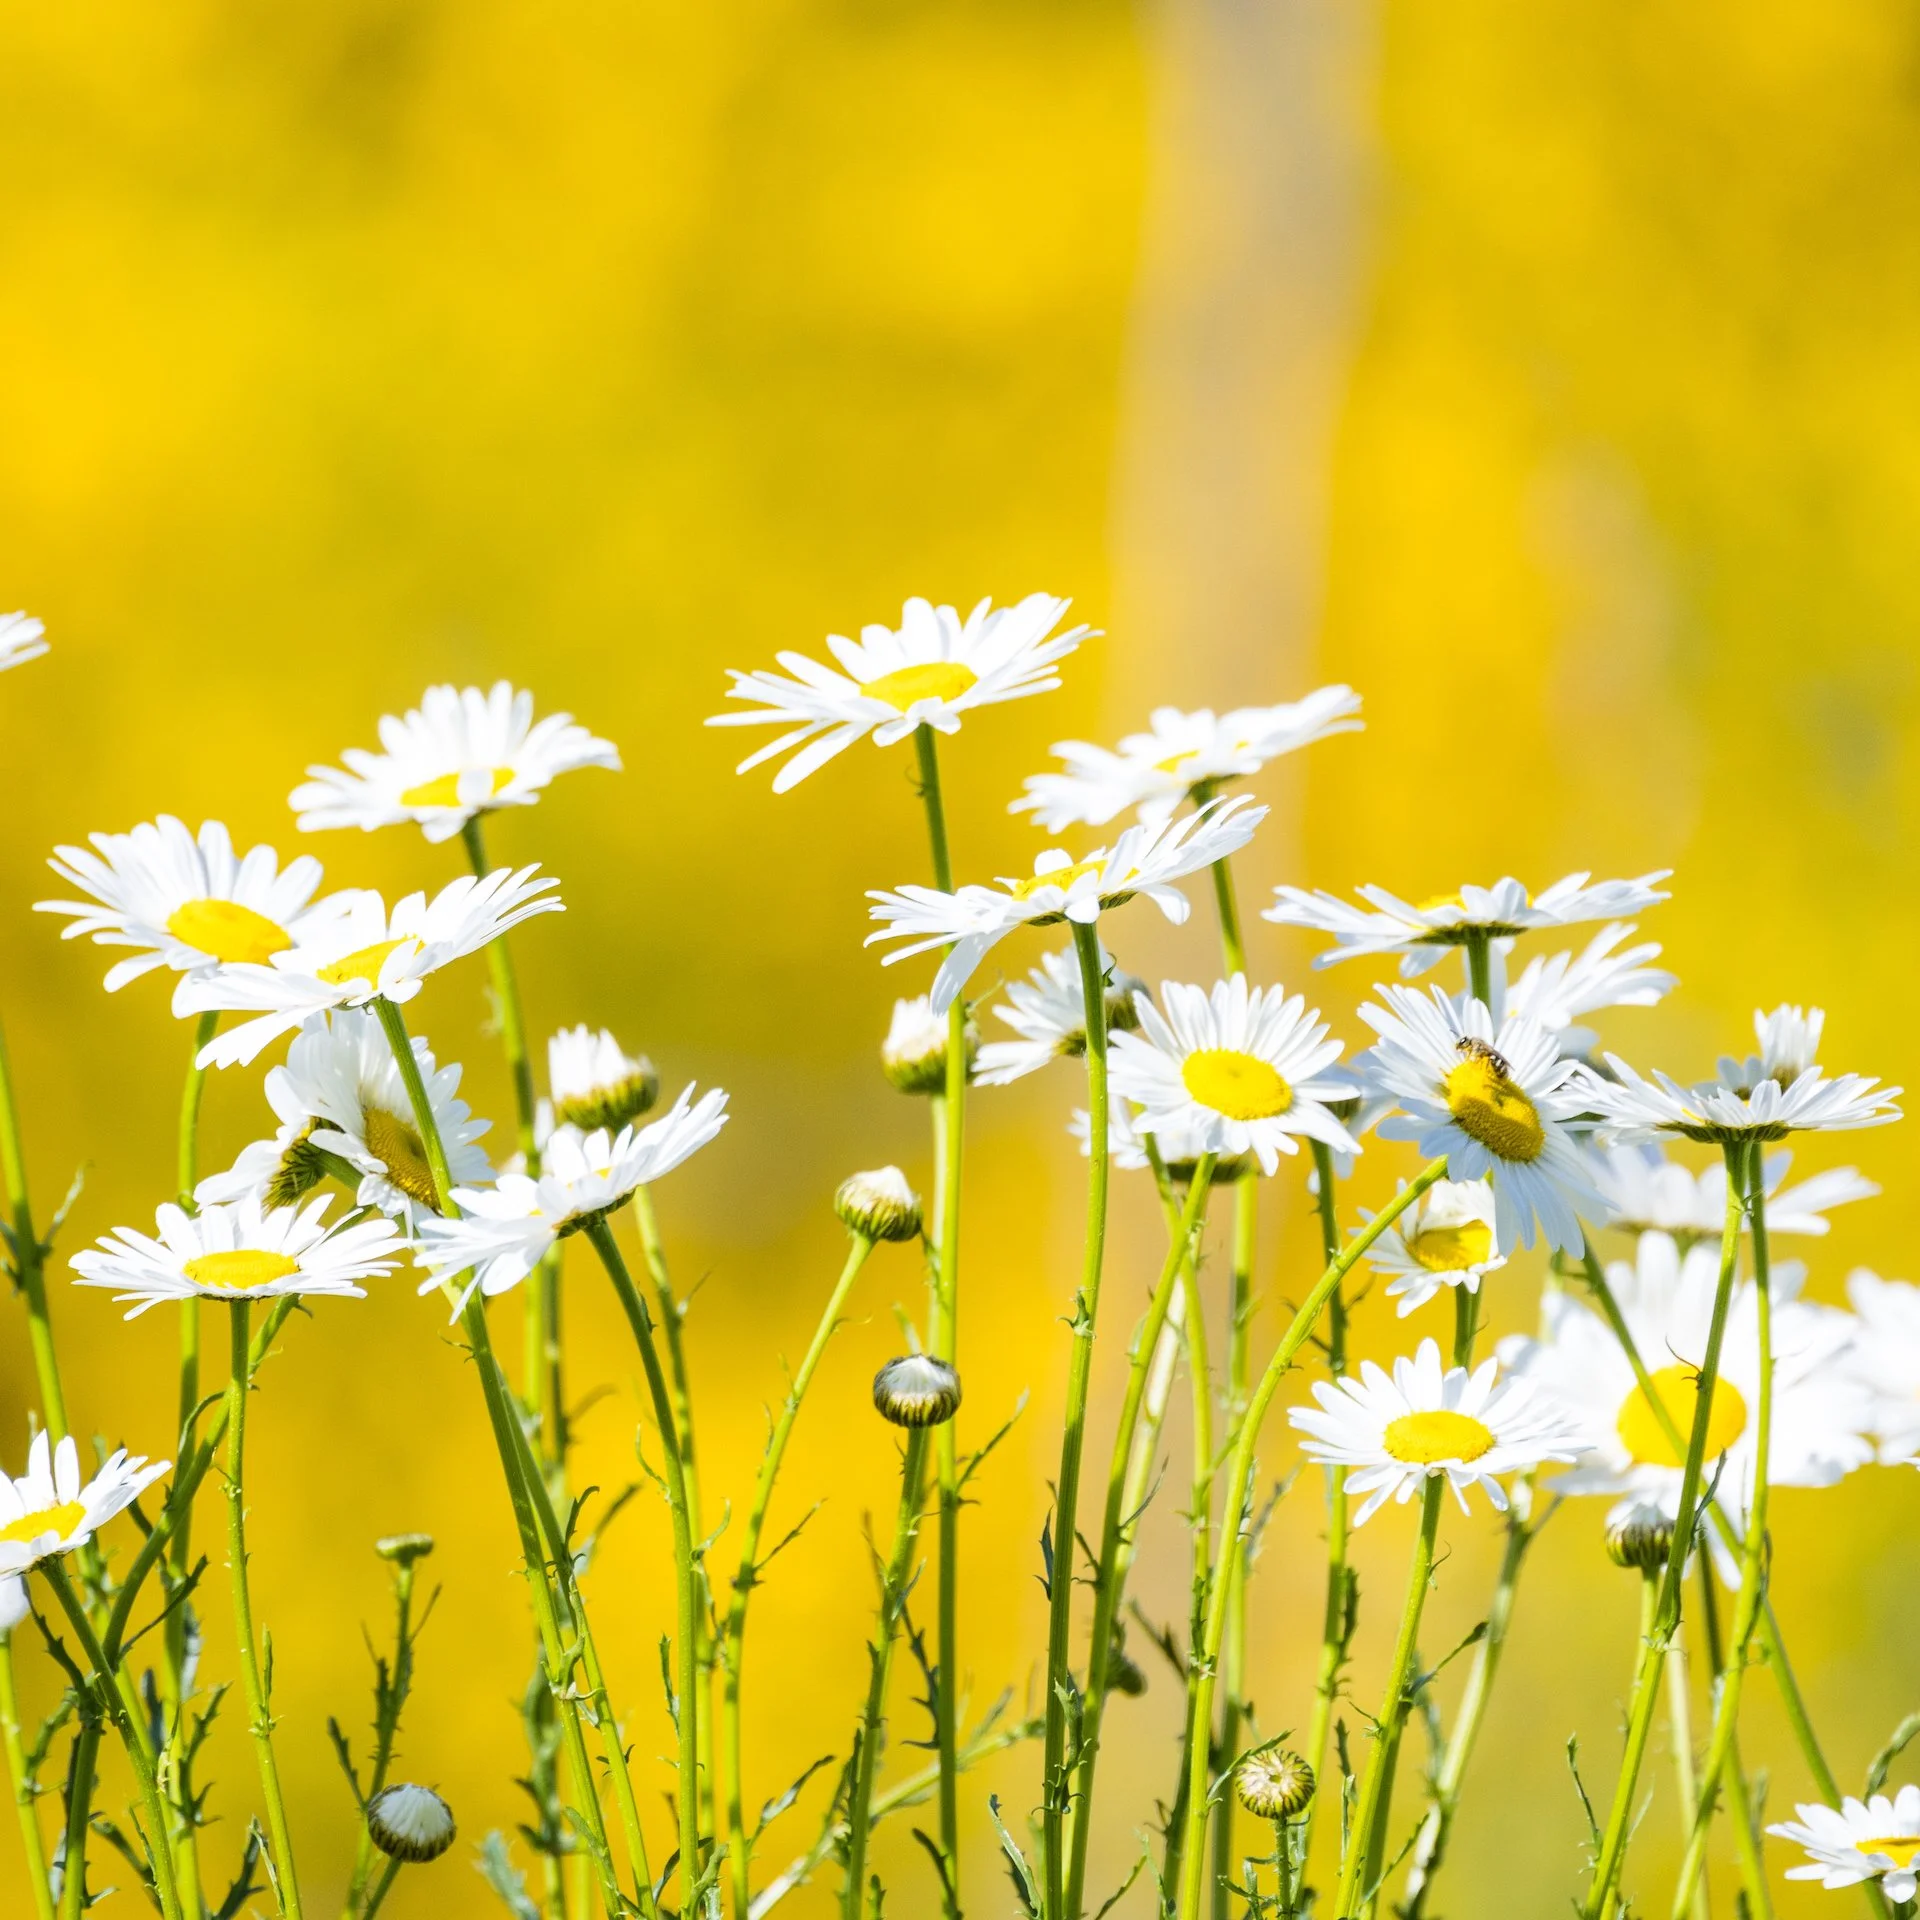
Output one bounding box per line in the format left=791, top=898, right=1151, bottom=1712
left=988, top=1795, right=1042, bottom=1918
left=477, top=1831, right=543, bottom=1920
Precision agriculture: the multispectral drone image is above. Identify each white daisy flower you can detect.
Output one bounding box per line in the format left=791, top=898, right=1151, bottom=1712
left=867, top=796, right=1265, bottom=1015
left=1716, top=1003, right=1825, bottom=1094
left=880, top=993, right=978, bottom=1095
left=0, top=1433, right=170, bottom=1575
left=1498, top=1232, right=1873, bottom=1550
left=413, top=1087, right=729, bottom=1312
left=1497, top=923, right=1676, bottom=1056
left=1068, top=1100, right=1254, bottom=1181
left=1012, top=686, right=1363, bottom=831
left=72, top=1195, right=409, bottom=1318
left=176, top=866, right=563, bottom=1069
left=0, top=1576, right=28, bottom=1634
left=975, top=945, right=1143, bottom=1086
left=1264, top=871, right=1671, bottom=978
left=1109, top=976, right=1357, bottom=1176
left=290, top=683, right=620, bottom=843
left=0, top=613, right=48, bottom=673
left=197, top=1011, right=490, bottom=1224
left=1287, top=1338, right=1584, bottom=1526
left=1361, top=1178, right=1506, bottom=1317
left=1590, top=1143, right=1877, bottom=1242
left=548, top=1025, right=659, bottom=1133
left=1357, top=987, right=1603, bottom=1254
left=37, top=816, right=362, bottom=995
left=1770, top=1789, right=1920, bottom=1903
left=708, top=594, right=1092, bottom=792
left=1842, top=1271, right=1920, bottom=1465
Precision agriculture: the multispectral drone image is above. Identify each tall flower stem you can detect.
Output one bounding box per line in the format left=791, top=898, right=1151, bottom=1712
left=1175, top=1223, right=1217, bottom=1901
left=1331, top=1478, right=1447, bottom=1920
left=1663, top=1594, right=1710, bottom=1920
left=0, top=1632, right=53, bottom=1920
left=585, top=1219, right=703, bottom=1919
left=1041, top=921, right=1115, bottom=1919
left=721, top=1233, right=876, bottom=1920
left=0, top=1007, right=69, bottom=1445
left=912, top=722, right=967, bottom=1913
left=223, top=1298, right=304, bottom=1918
left=840, top=1426, right=931, bottom=1920
left=1172, top=1160, right=1450, bottom=1920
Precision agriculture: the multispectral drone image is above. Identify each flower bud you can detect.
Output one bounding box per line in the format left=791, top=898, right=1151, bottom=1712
left=872, top=1355, right=962, bottom=1428
left=1236, top=1747, right=1314, bottom=1821
left=549, top=1026, right=659, bottom=1134
left=835, top=1168, right=923, bottom=1243
left=367, top=1783, right=456, bottom=1862
left=1605, top=1508, right=1674, bottom=1572
left=881, top=996, right=976, bottom=1096
left=375, top=1533, right=436, bottom=1567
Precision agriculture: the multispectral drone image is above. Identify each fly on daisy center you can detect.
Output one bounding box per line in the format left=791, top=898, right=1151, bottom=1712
left=165, top=898, right=293, bottom=966
left=859, top=662, right=977, bottom=711
left=1181, top=1048, right=1293, bottom=1122
left=1445, top=1038, right=1546, bottom=1162
left=1615, top=1365, right=1748, bottom=1468
left=1382, top=1408, right=1496, bottom=1466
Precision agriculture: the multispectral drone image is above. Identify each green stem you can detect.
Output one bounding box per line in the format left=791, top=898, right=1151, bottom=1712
left=1171, top=1160, right=1450, bottom=1920
left=1208, top=851, right=1248, bottom=979
left=1662, top=1588, right=1711, bottom=1920
left=341, top=1559, right=419, bottom=1920
left=58, top=1717, right=100, bottom=1920
left=360, top=1858, right=403, bottom=1920
left=0, top=1006, right=68, bottom=1446
left=0, top=1632, right=54, bottom=1920
left=1176, top=1223, right=1216, bottom=1904
left=1463, top=931, right=1493, bottom=1011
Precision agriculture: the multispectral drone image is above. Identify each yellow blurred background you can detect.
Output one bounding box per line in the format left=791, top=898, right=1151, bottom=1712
left=3, top=1, right=1918, bottom=1913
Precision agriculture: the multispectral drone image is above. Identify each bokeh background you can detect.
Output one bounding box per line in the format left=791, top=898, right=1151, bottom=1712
left=3, top=1, right=1918, bottom=1913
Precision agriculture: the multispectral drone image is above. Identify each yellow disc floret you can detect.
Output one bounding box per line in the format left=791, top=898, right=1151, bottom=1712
left=1382, top=1408, right=1496, bottom=1466
left=1445, top=1044, right=1546, bottom=1163
left=317, top=938, right=413, bottom=988
left=859, top=662, right=978, bottom=711
left=1405, top=1221, right=1495, bottom=1272
left=165, top=899, right=293, bottom=967
left=1012, top=859, right=1104, bottom=901
left=1859, top=1839, right=1920, bottom=1869
left=401, top=767, right=514, bottom=810
left=182, top=1249, right=304, bottom=1293
left=1615, top=1364, right=1749, bottom=1469
left=1182, top=1048, right=1293, bottom=1122
left=0, top=1502, right=87, bottom=1549
left=363, top=1106, right=440, bottom=1209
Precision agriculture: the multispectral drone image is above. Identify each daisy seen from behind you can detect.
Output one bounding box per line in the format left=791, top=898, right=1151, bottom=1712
left=1361, top=1177, right=1506, bottom=1316
left=0, top=613, right=47, bottom=673
left=709, top=593, right=1092, bottom=792
left=1590, top=1143, right=1877, bottom=1244
left=1770, top=1789, right=1920, bottom=1904
left=1288, top=1338, right=1584, bottom=1525
left=548, top=1025, right=659, bottom=1133
left=975, top=944, right=1143, bottom=1086
left=0, top=1433, right=169, bottom=1575
left=290, top=682, right=620, bottom=843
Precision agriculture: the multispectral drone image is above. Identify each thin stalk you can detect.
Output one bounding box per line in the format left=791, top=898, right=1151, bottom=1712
left=1177, top=1229, right=1217, bottom=1904
left=1042, top=922, right=1115, bottom=1919
left=360, top=1859, right=403, bottom=1920
left=1664, top=1599, right=1711, bottom=1920
left=1171, top=1160, right=1450, bottom=1920
left=341, top=1557, right=421, bottom=1920
left=1462, top=932, right=1493, bottom=1011
left=841, top=1427, right=931, bottom=1920
left=0, top=1006, right=68, bottom=1444
left=0, top=1632, right=54, bottom=1920
left=721, top=1234, right=877, bottom=1919
left=58, top=1718, right=100, bottom=1920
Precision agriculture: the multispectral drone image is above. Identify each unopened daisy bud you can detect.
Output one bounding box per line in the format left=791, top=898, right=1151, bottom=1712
left=1237, top=1747, right=1314, bottom=1821
left=1605, top=1509, right=1674, bottom=1572
left=835, top=1168, right=922, bottom=1243
left=881, top=996, right=976, bottom=1096
left=375, top=1532, right=435, bottom=1567
left=549, top=1026, right=659, bottom=1134
left=367, top=1782, right=456, bottom=1862
left=872, top=1354, right=962, bottom=1428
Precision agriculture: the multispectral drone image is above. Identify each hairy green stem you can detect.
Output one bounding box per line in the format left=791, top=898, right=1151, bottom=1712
left=341, top=1556, right=420, bottom=1920
left=0, top=1006, right=67, bottom=1445
left=0, top=1631, right=53, bottom=1920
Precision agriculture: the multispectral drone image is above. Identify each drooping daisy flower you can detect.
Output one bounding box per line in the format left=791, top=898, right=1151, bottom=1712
left=1589, top=1143, right=1877, bottom=1242
left=290, top=683, right=620, bottom=843
left=709, top=594, right=1091, bottom=792
left=37, top=816, right=362, bottom=995
left=176, top=867, right=563, bottom=1068
left=1288, top=1339, right=1584, bottom=1526
left=1361, top=1179, right=1506, bottom=1317
left=1498, top=1231, right=1873, bottom=1553
left=0, top=613, right=48, bottom=673
left=1770, top=1789, right=1920, bottom=1904
left=1109, top=976, right=1357, bottom=1175
left=975, top=946, right=1144, bottom=1086
left=1012, top=687, right=1363, bottom=831
left=880, top=994, right=979, bottom=1095
left=197, top=1011, right=491, bottom=1224
left=0, top=1432, right=170, bottom=1574
left=867, top=796, right=1265, bottom=1015
left=1842, top=1271, right=1920, bottom=1465
left=548, top=1026, right=659, bottom=1133
left=1497, top=923, right=1676, bottom=1057
left=1264, top=871, right=1671, bottom=978
left=412, top=1087, right=729, bottom=1312
left=1357, top=987, right=1603, bottom=1254
left=72, top=1195, right=409, bottom=1318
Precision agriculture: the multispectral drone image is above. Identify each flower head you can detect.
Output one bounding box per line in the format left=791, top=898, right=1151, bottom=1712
left=1770, top=1789, right=1920, bottom=1903
left=291, top=683, right=619, bottom=843
left=1590, top=1144, right=1876, bottom=1243
left=834, top=1167, right=922, bottom=1243
left=0, top=613, right=47, bottom=673
left=880, top=995, right=976, bottom=1095
left=1496, top=923, right=1676, bottom=1057
left=368, top=1784, right=457, bottom=1863
left=1069, top=1100, right=1258, bottom=1184
left=1236, top=1748, right=1316, bottom=1821
left=872, top=1355, right=962, bottom=1428
left=709, top=594, right=1092, bottom=791
left=1719, top=1004, right=1824, bottom=1095
left=549, top=1026, right=658, bottom=1134
left=1361, top=1178, right=1507, bottom=1317
left=0, top=1433, right=169, bottom=1574
left=976, top=945, right=1143, bottom=1086
left=1842, top=1271, right=1920, bottom=1465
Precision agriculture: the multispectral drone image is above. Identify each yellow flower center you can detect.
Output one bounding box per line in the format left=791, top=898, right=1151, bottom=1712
left=1444, top=1050, right=1546, bottom=1163
left=182, top=1249, right=304, bottom=1293
left=0, top=1502, right=88, bottom=1549
left=1406, top=1221, right=1495, bottom=1272
left=165, top=898, right=293, bottom=966
left=363, top=1105, right=439, bottom=1209
left=1154, top=747, right=1200, bottom=775
left=859, top=662, right=979, bottom=712
left=316, top=938, right=414, bottom=988
left=1182, top=1048, right=1293, bottom=1122
left=1615, top=1364, right=1749, bottom=1469
left=1859, top=1838, right=1920, bottom=1869
left=400, top=767, right=515, bottom=809
left=1382, top=1409, right=1496, bottom=1466
left=1012, top=859, right=1104, bottom=900
left=1416, top=894, right=1464, bottom=915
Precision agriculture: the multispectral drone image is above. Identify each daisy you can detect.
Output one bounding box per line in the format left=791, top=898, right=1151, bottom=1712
left=413, top=1086, right=729, bottom=1312
left=867, top=796, right=1265, bottom=1015
left=1012, top=686, right=1363, bottom=831
left=290, top=683, right=620, bottom=843
left=1770, top=1789, right=1920, bottom=1903
left=37, top=816, right=362, bottom=995
left=975, top=946, right=1144, bottom=1086
left=1357, top=986, right=1603, bottom=1254
left=1361, top=1178, right=1506, bottom=1317
left=176, top=866, right=563, bottom=1068
left=196, top=1011, right=491, bottom=1224
left=0, top=613, right=47, bottom=673
left=72, top=1195, right=409, bottom=1318
left=1264, top=871, right=1671, bottom=978
left=548, top=1025, right=659, bottom=1133
left=0, top=1433, right=170, bottom=1575
left=709, top=594, right=1092, bottom=792
left=1497, top=923, right=1676, bottom=1056
left=880, top=994, right=978, bottom=1095
left=1842, top=1271, right=1920, bottom=1464
left=1287, top=1338, right=1584, bottom=1526
left=1068, top=1100, right=1255, bottom=1183
left=1109, top=976, right=1357, bottom=1175
left=1589, top=1143, right=1877, bottom=1242
left=1716, top=1003, right=1824, bottom=1094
